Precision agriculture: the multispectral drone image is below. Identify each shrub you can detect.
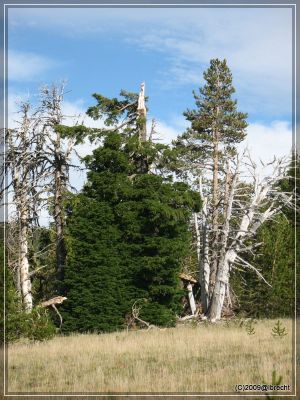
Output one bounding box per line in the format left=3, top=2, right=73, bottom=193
left=6, top=307, right=56, bottom=343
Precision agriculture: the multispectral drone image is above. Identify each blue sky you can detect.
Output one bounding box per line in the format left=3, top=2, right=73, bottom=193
left=7, top=6, right=293, bottom=164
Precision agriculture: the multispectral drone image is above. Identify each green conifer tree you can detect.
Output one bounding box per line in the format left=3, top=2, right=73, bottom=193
left=61, top=88, right=200, bottom=332
left=173, top=59, right=247, bottom=314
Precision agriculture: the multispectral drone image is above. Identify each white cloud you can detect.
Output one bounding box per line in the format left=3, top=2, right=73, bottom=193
left=7, top=91, right=38, bottom=128
left=8, top=91, right=292, bottom=165
left=8, top=8, right=293, bottom=117
left=240, top=121, right=292, bottom=164
left=8, top=50, right=56, bottom=82
left=147, top=119, right=180, bottom=144
left=127, top=8, right=292, bottom=85
left=8, top=8, right=292, bottom=83
left=61, top=100, right=103, bottom=130
left=153, top=118, right=292, bottom=165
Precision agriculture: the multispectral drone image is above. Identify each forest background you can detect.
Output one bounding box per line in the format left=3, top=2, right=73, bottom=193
left=1, top=5, right=297, bottom=340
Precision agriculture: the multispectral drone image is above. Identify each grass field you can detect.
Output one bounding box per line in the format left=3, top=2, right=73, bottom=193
left=7, top=319, right=294, bottom=394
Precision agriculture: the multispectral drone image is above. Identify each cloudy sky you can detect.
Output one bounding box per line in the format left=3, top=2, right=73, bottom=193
left=7, top=6, right=293, bottom=188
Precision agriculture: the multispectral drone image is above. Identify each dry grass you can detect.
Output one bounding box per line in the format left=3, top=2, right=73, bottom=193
left=7, top=319, right=293, bottom=394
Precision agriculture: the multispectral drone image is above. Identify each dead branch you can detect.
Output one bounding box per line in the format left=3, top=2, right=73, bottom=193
left=40, top=296, right=67, bottom=329
left=40, top=296, right=67, bottom=308
left=235, top=255, right=272, bottom=287
left=131, top=299, right=156, bottom=331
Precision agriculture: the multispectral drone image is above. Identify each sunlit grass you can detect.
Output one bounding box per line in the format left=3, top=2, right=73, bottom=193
left=7, top=319, right=293, bottom=394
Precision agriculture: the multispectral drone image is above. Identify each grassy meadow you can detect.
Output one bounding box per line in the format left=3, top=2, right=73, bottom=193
left=7, top=319, right=294, bottom=394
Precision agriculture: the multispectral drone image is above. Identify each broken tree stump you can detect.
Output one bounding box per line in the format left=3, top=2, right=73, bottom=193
left=40, top=296, right=67, bottom=328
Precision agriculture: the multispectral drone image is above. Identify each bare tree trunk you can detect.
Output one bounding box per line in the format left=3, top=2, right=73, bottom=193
left=194, top=212, right=200, bottom=262
left=207, top=155, right=290, bottom=321
left=19, top=204, right=33, bottom=312
left=54, top=133, right=66, bottom=281
left=208, top=159, right=239, bottom=321
left=187, top=283, right=196, bottom=315
left=209, top=129, right=219, bottom=299
left=137, top=82, right=147, bottom=142
left=209, top=249, right=236, bottom=321
left=40, top=84, right=70, bottom=282
left=9, top=103, right=35, bottom=312
left=197, top=176, right=210, bottom=313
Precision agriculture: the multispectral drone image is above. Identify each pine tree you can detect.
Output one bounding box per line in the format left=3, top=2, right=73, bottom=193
left=173, top=59, right=247, bottom=316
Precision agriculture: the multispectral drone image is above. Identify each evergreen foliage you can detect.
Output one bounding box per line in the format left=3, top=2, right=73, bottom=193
left=4, top=264, right=55, bottom=342
left=61, top=96, right=200, bottom=332
left=245, top=319, right=256, bottom=335
left=62, top=196, right=125, bottom=332
left=173, top=58, right=248, bottom=173
left=232, top=213, right=294, bottom=318
left=1, top=222, right=57, bottom=342
left=271, top=320, right=288, bottom=338
left=29, top=226, right=56, bottom=303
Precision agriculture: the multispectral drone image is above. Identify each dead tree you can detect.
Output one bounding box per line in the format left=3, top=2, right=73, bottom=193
left=5, top=102, right=46, bottom=312
left=179, top=273, right=198, bottom=315
left=194, top=176, right=210, bottom=314
left=3, top=85, right=79, bottom=310
left=137, top=82, right=147, bottom=143
left=131, top=299, right=156, bottom=331
left=195, top=153, right=293, bottom=321
left=39, top=84, right=78, bottom=281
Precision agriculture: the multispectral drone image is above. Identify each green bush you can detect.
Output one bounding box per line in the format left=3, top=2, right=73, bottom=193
left=6, top=307, right=56, bottom=342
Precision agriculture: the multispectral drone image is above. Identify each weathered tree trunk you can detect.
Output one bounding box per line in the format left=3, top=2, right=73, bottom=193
left=197, top=176, right=210, bottom=314
left=10, top=104, right=34, bottom=312
left=207, top=155, right=289, bottom=321
left=137, top=82, right=147, bottom=142
left=40, top=84, right=70, bottom=282
left=187, top=283, right=196, bottom=315
left=209, top=249, right=236, bottom=321
left=208, top=159, right=239, bottom=320
left=19, top=203, right=33, bottom=312
left=209, top=129, right=219, bottom=298
left=194, top=213, right=200, bottom=261
left=54, top=133, right=66, bottom=281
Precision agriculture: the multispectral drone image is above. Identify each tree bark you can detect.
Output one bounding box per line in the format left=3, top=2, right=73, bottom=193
left=187, top=283, right=196, bottom=315
left=209, top=121, right=220, bottom=298
left=207, top=156, right=289, bottom=321
left=137, top=82, right=147, bottom=142
left=208, top=159, right=239, bottom=321
left=198, top=176, right=210, bottom=314
left=209, top=249, right=236, bottom=321
left=19, top=203, right=33, bottom=312
left=54, top=132, right=66, bottom=281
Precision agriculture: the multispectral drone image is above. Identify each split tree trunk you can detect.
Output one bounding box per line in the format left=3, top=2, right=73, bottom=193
left=208, top=249, right=236, bottom=321
left=208, top=159, right=239, bottom=320
left=137, top=82, right=147, bottom=142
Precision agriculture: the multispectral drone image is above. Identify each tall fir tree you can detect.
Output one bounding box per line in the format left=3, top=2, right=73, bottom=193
left=61, top=87, right=200, bottom=332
